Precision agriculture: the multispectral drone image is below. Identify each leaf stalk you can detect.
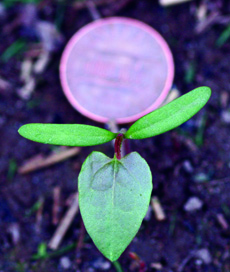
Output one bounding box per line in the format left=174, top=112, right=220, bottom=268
left=113, top=260, right=124, bottom=272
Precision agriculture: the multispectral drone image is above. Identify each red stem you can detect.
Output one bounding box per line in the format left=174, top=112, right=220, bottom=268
left=115, top=133, right=124, bottom=160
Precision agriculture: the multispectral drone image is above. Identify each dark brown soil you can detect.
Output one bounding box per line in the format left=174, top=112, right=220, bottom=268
left=1, top=0, right=230, bottom=271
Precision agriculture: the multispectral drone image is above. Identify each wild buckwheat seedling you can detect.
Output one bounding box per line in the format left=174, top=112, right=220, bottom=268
left=18, top=86, right=211, bottom=261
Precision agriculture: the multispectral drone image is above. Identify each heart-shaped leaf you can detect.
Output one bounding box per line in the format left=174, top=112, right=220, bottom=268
left=125, top=86, right=211, bottom=140
left=18, top=124, right=117, bottom=146
left=78, top=151, right=152, bottom=261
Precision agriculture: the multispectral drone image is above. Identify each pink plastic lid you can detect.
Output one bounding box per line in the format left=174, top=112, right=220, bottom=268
left=60, top=17, right=174, bottom=124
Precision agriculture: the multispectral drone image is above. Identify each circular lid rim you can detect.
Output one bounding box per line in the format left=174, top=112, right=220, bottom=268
left=60, top=16, right=175, bottom=124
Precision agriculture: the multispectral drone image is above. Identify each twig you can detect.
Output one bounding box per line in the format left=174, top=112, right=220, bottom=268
left=17, top=77, right=36, bottom=100
left=36, top=196, right=45, bottom=233
left=18, top=147, right=81, bottom=174
left=195, top=11, right=220, bottom=34
left=19, top=56, right=35, bottom=100
left=33, top=50, right=50, bottom=74
left=52, top=186, right=61, bottom=225
left=20, top=58, right=33, bottom=82
left=177, top=251, right=195, bottom=272
left=159, top=0, right=191, bottom=6
left=86, top=0, right=101, bottom=20
left=216, top=213, right=228, bottom=230
left=49, top=193, right=79, bottom=250
left=151, top=196, right=166, bottom=221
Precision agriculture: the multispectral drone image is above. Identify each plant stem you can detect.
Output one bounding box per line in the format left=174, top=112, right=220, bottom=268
left=114, top=133, right=124, bottom=160
left=113, top=260, right=124, bottom=272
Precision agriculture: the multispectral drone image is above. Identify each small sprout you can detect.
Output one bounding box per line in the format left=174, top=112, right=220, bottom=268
left=32, top=242, right=77, bottom=260
left=184, top=61, right=196, bottom=84
left=216, top=24, right=230, bottom=47
left=169, top=210, right=177, bottom=236
left=1, top=39, right=27, bottom=62
left=25, top=199, right=43, bottom=217
left=7, top=158, right=17, bottom=181
left=195, top=113, right=208, bottom=147
left=18, top=86, right=211, bottom=261
left=32, top=242, right=48, bottom=260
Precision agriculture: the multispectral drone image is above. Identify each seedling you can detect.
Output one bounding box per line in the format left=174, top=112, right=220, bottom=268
left=1, top=39, right=27, bottom=62
left=18, top=86, right=211, bottom=262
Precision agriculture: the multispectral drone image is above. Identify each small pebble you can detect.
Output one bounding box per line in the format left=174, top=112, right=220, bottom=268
left=193, top=173, right=209, bottom=183
left=60, top=256, right=72, bottom=270
left=151, top=196, right=166, bottom=221
left=221, top=110, right=230, bottom=124
left=183, top=160, right=193, bottom=173
left=150, top=262, right=163, bottom=269
left=184, top=197, right=203, bottom=212
left=36, top=21, right=64, bottom=52
left=195, top=259, right=203, bottom=266
left=93, top=258, right=111, bottom=270
left=7, top=223, right=20, bottom=245
left=195, top=248, right=212, bottom=264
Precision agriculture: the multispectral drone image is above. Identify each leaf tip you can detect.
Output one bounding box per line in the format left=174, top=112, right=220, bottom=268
left=107, top=253, right=120, bottom=262
left=18, top=124, right=37, bottom=141
left=198, top=86, right=212, bottom=100
left=206, top=86, right=212, bottom=99
left=18, top=125, right=26, bottom=137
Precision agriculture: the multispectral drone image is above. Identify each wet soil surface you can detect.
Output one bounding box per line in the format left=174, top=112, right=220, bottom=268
left=1, top=0, right=230, bottom=271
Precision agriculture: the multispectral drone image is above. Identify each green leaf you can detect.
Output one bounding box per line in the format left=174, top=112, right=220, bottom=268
left=18, top=124, right=117, bottom=146
left=1, top=39, right=27, bottom=62
left=78, top=151, right=152, bottom=261
left=32, top=242, right=48, bottom=260
left=125, top=86, right=211, bottom=140
left=216, top=24, right=230, bottom=47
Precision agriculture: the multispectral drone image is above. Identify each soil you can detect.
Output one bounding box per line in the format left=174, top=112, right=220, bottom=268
left=1, top=0, right=230, bottom=271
